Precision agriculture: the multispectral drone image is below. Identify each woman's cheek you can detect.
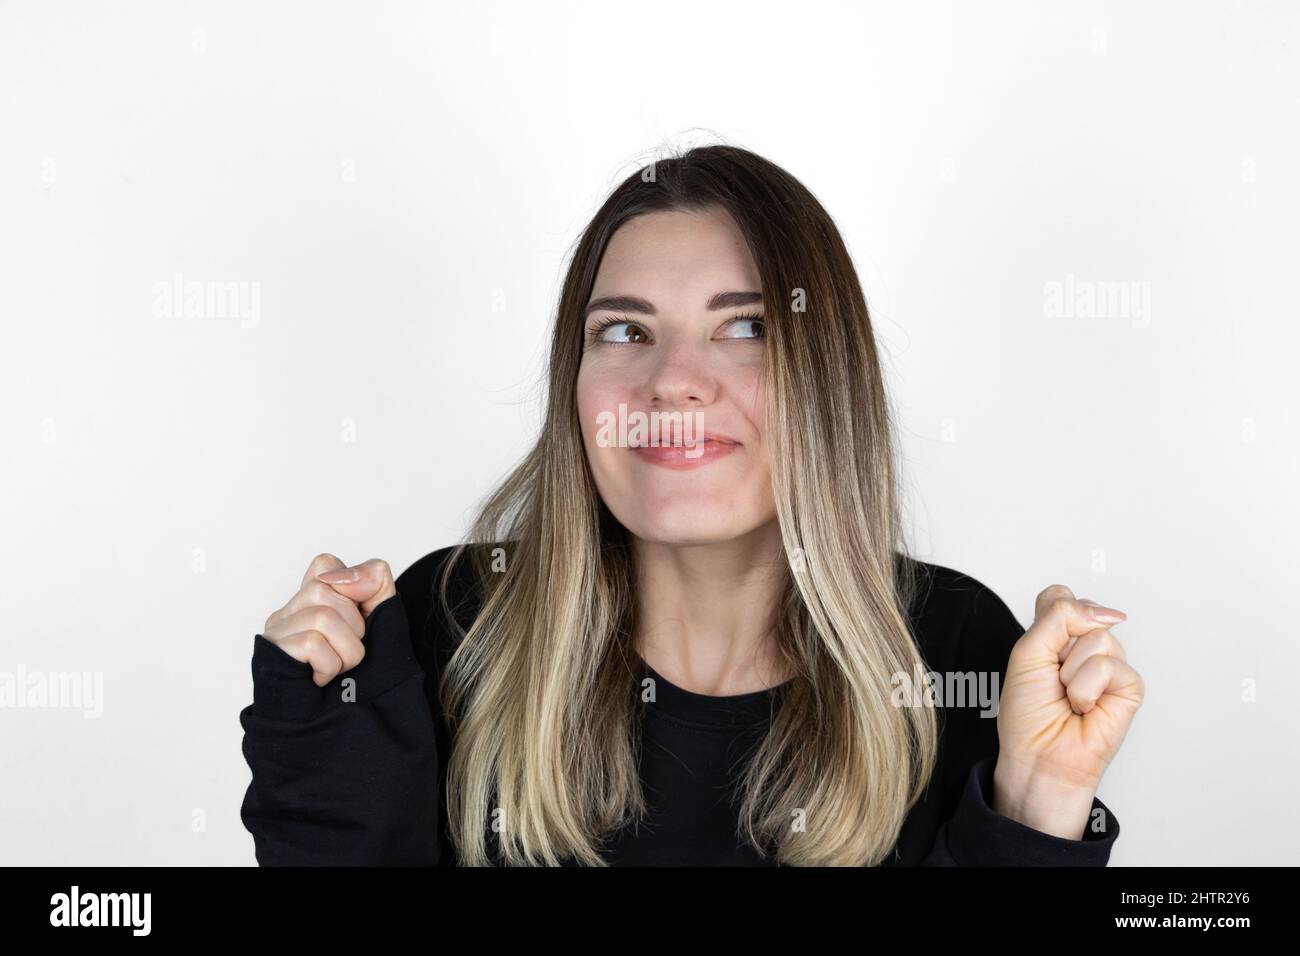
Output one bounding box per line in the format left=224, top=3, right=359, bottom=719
left=724, top=364, right=767, bottom=437
left=575, top=371, right=625, bottom=470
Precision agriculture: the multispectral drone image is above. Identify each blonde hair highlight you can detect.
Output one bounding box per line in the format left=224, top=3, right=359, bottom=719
left=437, top=144, right=936, bottom=866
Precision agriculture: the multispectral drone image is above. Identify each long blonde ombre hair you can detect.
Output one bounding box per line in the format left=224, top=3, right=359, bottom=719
left=436, top=144, right=937, bottom=866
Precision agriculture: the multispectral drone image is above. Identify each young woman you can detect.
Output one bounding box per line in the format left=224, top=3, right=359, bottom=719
left=239, top=145, right=1144, bottom=866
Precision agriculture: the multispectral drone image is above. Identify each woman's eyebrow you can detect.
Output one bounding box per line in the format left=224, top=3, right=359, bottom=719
left=583, top=291, right=762, bottom=318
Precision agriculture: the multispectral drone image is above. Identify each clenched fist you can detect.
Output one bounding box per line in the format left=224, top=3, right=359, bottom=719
left=992, top=584, right=1145, bottom=839
left=260, top=553, right=398, bottom=687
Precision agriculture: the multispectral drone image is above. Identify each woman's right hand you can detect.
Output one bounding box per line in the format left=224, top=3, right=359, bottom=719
left=260, top=553, right=399, bottom=687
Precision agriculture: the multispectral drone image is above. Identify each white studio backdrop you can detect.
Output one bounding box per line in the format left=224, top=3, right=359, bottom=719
left=1, top=0, right=1296, bottom=865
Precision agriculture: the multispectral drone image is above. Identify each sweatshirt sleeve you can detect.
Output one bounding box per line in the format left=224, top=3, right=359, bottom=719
left=922, top=755, right=1119, bottom=865
left=919, top=578, right=1121, bottom=866
left=238, top=593, right=440, bottom=865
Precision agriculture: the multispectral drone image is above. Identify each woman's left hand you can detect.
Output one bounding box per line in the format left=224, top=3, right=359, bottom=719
left=991, top=584, right=1145, bottom=839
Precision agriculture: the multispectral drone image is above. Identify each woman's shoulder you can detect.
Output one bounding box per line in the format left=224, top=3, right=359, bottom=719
left=896, top=554, right=1026, bottom=673
left=389, top=545, right=1027, bottom=673
left=395, top=544, right=472, bottom=599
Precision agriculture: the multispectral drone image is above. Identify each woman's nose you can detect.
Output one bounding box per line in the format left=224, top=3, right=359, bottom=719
left=645, top=341, right=716, bottom=406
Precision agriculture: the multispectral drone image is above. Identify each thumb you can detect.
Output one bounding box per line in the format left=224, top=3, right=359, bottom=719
left=315, top=557, right=397, bottom=616
left=1017, top=584, right=1127, bottom=665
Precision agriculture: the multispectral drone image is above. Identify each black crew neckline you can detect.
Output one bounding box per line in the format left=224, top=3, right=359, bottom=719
left=633, top=652, right=791, bottom=728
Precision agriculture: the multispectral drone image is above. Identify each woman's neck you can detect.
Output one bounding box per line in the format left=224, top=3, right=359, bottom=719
left=631, top=519, right=792, bottom=696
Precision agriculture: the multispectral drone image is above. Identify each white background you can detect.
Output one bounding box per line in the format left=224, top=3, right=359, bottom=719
left=2, top=0, right=1296, bottom=865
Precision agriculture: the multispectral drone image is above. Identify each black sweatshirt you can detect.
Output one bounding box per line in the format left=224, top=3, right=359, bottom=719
left=239, top=547, right=1120, bottom=866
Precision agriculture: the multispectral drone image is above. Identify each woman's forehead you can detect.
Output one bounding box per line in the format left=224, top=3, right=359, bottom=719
left=592, top=212, right=760, bottom=305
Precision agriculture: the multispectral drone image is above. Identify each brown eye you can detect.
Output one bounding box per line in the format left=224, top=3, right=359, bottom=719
left=591, top=320, right=650, bottom=344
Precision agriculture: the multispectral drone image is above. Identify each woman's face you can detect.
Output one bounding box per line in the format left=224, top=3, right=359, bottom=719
left=576, top=206, right=777, bottom=546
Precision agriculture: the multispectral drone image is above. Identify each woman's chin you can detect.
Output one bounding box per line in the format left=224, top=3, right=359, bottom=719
left=620, top=509, right=767, bottom=548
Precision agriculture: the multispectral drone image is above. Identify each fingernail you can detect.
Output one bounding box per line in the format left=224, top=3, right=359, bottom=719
left=317, top=568, right=359, bottom=583
left=1091, top=606, right=1127, bottom=624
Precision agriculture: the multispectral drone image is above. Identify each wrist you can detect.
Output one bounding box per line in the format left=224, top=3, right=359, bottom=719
left=992, top=755, right=1098, bottom=841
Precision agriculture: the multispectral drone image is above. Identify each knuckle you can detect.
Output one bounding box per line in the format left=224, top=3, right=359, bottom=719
left=309, top=605, right=338, bottom=631
left=307, top=552, right=342, bottom=574
left=305, top=580, right=334, bottom=604
left=342, top=643, right=366, bottom=672
left=1049, top=596, right=1075, bottom=617
left=296, top=630, right=321, bottom=654
left=318, top=663, right=342, bottom=683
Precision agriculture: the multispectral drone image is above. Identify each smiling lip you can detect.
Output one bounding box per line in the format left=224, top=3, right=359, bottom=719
left=629, top=438, right=740, bottom=469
